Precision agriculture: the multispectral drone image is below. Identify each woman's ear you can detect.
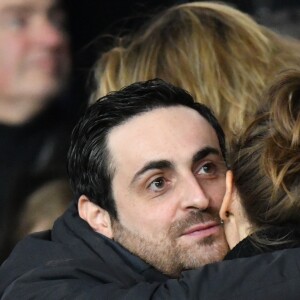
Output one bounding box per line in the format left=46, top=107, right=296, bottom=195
left=220, top=170, right=234, bottom=220
left=78, top=195, right=113, bottom=238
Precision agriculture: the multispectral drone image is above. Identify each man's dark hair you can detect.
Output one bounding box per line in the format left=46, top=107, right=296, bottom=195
left=67, top=78, right=226, bottom=219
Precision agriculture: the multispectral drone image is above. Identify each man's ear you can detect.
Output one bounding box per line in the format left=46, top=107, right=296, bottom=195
left=219, top=170, right=235, bottom=220
left=78, top=195, right=113, bottom=238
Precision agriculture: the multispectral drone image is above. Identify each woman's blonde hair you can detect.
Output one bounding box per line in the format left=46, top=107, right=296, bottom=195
left=91, top=2, right=300, bottom=139
left=230, top=69, right=300, bottom=235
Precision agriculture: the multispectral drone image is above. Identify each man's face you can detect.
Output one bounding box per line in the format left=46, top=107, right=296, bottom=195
left=0, top=0, right=70, bottom=102
left=108, top=106, right=229, bottom=277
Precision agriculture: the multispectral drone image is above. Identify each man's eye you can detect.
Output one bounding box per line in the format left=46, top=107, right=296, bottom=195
left=196, top=161, right=227, bottom=177
left=5, top=15, right=27, bottom=29
left=197, top=162, right=218, bottom=175
left=49, top=11, right=66, bottom=30
left=148, top=177, right=166, bottom=192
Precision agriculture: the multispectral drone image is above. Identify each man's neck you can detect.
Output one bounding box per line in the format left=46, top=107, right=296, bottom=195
left=0, top=97, right=48, bottom=125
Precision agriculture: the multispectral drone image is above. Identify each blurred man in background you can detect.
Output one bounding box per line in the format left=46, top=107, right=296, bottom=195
left=0, top=0, right=70, bottom=124
left=0, top=0, right=73, bottom=263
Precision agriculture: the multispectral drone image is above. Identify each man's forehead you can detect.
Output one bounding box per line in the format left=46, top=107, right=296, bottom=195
left=0, top=0, right=60, bottom=11
left=107, top=105, right=220, bottom=169
left=107, top=105, right=217, bottom=141
left=111, top=105, right=211, bottom=132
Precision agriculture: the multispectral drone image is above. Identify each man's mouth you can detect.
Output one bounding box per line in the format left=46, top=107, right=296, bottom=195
left=181, top=221, right=221, bottom=239
left=27, top=53, right=66, bottom=74
left=30, top=58, right=57, bottom=72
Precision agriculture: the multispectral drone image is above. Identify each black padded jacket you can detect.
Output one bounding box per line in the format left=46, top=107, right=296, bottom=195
left=1, top=203, right=300, bottom=300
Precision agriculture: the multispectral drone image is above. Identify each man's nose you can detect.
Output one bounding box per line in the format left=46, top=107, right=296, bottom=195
left=180, top=175, right=210, bottom=211
left=32, top=17, right=67, bottom=48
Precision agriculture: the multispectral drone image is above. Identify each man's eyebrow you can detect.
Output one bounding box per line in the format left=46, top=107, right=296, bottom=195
left=131, top=160, right=173, bottom=185
left=0, top=5, right=32, bottom=14
left=192, top=147, right=222, bottom=164
left=0, top=3, right=62, bottom=15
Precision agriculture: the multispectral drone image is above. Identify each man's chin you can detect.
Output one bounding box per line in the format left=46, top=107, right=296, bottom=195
left=17, top=78, right=65, bottom=100
left=176, top=235, right=229, bottom=269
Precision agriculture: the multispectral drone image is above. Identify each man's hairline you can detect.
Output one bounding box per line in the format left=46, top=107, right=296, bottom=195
left=103, top=103, right=219, bottom=176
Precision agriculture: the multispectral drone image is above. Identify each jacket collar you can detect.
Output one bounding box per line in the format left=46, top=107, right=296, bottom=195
left=53, top=202, right=168, bottom=283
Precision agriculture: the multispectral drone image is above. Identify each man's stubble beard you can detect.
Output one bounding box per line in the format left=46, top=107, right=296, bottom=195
left=112, top=210, right=229, bottom=278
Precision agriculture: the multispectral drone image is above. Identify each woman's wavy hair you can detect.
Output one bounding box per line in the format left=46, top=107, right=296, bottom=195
left=229, top=70, right=300, bottom=237
left=91, top=2, right=300, bottom=140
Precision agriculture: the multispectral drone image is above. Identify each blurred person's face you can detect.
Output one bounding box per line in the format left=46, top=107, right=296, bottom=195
left=0, top=0, right=70, bottom=113
left=106, top=106, right=229, bottom=276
